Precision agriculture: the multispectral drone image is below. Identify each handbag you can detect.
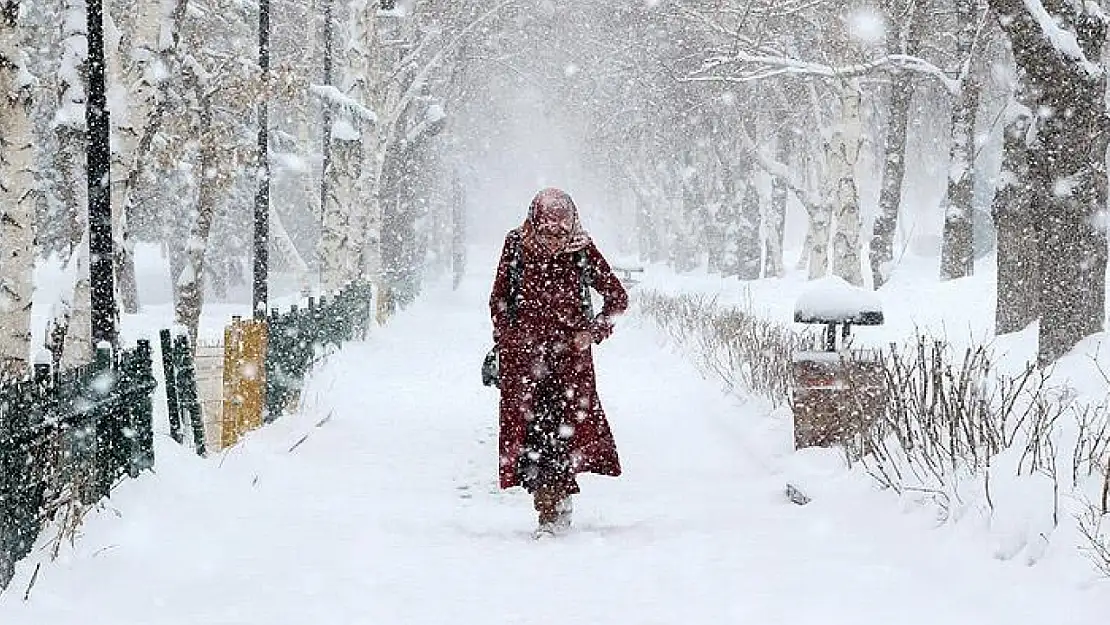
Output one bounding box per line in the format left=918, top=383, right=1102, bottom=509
left=481, top=346, right=500, bottom=388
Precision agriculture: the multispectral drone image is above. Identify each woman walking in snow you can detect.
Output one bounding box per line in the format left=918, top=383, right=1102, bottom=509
left=489, top=187, right=629, bottom=537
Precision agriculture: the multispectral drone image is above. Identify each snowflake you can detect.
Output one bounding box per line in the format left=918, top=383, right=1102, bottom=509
left=848, top=7, right=885, bottom=46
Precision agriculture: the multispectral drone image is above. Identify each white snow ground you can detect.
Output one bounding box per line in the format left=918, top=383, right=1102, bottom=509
left=3, top=256, right=1110, bottom=623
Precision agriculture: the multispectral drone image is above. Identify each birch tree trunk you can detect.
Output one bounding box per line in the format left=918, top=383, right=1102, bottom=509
left=110, top=0, right=191, bottom=313
left=991, top=104, right=1037, bottom=334
left=61, top=234, right=92, bottom=368
left=53, top=0, right=91, bottom=366
left=0, top=2, right=35, bottom=380
left=939, top=0, right=982, bottom=280
left=174, top=97, right=219, bottom=346
left=316, top=0, right=379, bottom=293
left=104, top=2, right=158, bottom=313
left=318, top=118, right=360, bottom=293
left=349, top=1, right=385, bottom=292
left=828, top=85, right=864, bottom=286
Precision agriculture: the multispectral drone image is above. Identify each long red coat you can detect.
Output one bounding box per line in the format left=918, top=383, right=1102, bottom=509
left=489, top=229, right=629, bottom=489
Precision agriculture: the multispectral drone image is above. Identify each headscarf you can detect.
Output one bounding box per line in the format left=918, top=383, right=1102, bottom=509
left=520, top=187, right=592, bottom=255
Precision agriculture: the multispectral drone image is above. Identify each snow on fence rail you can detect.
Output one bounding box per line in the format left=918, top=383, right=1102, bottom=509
left=0, top=341, right=158, bottom=592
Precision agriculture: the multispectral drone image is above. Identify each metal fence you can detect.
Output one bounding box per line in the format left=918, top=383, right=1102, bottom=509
left=0, top=341, right=158, bottom=590
left=0, top=280, right=373, bottom=592
left=265, top=280, right=373, bottom=420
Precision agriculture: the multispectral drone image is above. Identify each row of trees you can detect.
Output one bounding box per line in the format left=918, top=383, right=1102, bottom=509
left=0, top=0, right=488, bottom=381
left=0, top=0, right=1105, bottom=377
left=478, top=0, right=1105, bottom=365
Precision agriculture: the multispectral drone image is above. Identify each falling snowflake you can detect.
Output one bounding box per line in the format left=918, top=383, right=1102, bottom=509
left=848, top=7, right=885, bottom=46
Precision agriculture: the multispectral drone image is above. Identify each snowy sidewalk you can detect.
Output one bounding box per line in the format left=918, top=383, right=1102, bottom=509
left=2, top=277, right=1109, bottom=624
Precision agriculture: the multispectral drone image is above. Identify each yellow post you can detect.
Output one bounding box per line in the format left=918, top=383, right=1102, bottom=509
left=375, top=282, right=394, bottom=325
left=221, top=317, right=268, bottom=448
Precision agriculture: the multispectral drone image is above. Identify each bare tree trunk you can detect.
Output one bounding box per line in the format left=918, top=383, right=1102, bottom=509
left=871, top=1, right=924, bottom=289
left=61, top=235, right=92, bottom=368
left=53, top=0, right=91, bottom=366
left=318, top=125, right=360, bottom=293
left=763, top=128, right=790, bottom=278
left=450, top=170, right=466, bottom=290
left=992, top=104, right=1037, bottom=334
left=737, top=175, right=762, bottom=280
left=112, top=0, right=191, bottom=314
left=806, top=208, right=832, bottom=280
left=989, top=0, right=1109, bottom=364
left=940, top=0, right=983, bottom=280
left=174, top=98, right=219, bottom=345
left=105, top=1, right=160, bottom=314
left=830, top=85, right=864, bottom=286
left=0, top=2, right=35, bottom=381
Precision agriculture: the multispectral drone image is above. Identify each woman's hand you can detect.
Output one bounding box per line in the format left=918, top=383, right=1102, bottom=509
left=573, top=330, right=593, bottom=351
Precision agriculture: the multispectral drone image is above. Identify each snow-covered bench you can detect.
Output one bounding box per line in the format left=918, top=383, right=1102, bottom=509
left=791, top=277, right=885, bottom=451
left=611, top=265, right=644, bottom=286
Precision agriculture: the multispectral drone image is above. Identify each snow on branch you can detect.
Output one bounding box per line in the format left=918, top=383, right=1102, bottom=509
left=735, top=124, right=822, bottom=214
left=310, top=85, right=379, bottom=123
left=685, top=51, right=958, bottom=94
left=404, top=103, right=446, bottom=144
left=1021, top=0, right=1103, bottom=76
left=384, top=0, right=516, bottom=129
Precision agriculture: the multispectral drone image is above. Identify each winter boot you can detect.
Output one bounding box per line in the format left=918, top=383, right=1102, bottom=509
left=533, top=488, right=560, bottom=537
left=553, top=495, right=573, bottom=533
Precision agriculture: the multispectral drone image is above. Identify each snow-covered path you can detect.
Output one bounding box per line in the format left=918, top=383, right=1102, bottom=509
left=3, top=276, right=1109, bottom=624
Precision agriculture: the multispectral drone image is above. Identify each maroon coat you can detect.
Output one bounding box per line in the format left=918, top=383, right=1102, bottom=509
left=489, top=229, right=629, bottom=489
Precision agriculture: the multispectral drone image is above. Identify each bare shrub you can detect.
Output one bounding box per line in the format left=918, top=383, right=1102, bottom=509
left=637, top=288, right=1110, bottom=573
left=637, top=289, right=816, bottom=406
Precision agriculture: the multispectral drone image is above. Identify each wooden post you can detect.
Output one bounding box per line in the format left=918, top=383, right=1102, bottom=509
left=221, top=318, right=268, bottom=448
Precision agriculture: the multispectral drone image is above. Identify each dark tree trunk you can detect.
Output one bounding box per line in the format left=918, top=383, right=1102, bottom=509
left=992, top=108, right=1038, bottom=334
left=737, top=176, right=762, bottom=280
left=86, top=0, right=117, bottom=347
left=318, top=0, right=334, bottom=259
left=989, top=0, right=1109, bottom=364
left=871, top=0, right=924, bottom=289
left=253, top=0, right=271, bottom=318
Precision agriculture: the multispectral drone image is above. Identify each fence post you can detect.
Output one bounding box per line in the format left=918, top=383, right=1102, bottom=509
left=91, top=345, right=117, bottom=500
left=221, top=318, right=267, bottom=448
left=160, top=329, right=183, bottom=444
left=131, top=340, right=156, bottom=474
left=264, top=307, right=290, bottom=423
left=0, top=378, right=29, bottom=590
left=174, top=335, right=207, bottom=457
